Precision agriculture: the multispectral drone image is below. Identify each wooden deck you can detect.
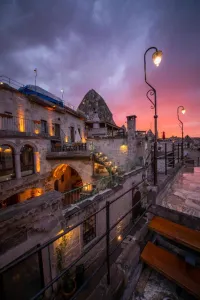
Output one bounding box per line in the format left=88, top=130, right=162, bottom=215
left=141, top=242, right=200, bottom=299
left=149, top=216, right=200, bottom=252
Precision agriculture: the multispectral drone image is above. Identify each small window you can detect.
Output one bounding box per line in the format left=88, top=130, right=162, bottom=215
left=61, top=174, right=64, bottom=182
left=53, top=123, right=60, bottom=138
left=70, top=126, right=75, bottom=142
left=78, top=128, right=81, bottom=137
left=83, top=215, right=96, bottom=246
left=41, top=120, right=48, bottom=134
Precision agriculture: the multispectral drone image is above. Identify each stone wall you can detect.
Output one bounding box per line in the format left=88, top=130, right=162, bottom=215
left=0, top=190, right=64, bottom=268
left=88, top=136, right=146, bottom=172
left=0, top=86, right=89, bottom=201
left=0, top=138, right=93, bottom=201
left=88, top=137, right=128, bottom=169
left=53, top=168, right=145, bottom=273
left=0, top=167, right=147, bottom=299
left=0, top=87, right=85, bottom=141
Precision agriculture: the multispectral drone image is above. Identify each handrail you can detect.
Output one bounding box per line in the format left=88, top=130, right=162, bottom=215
left=0, top=177, right=145, bottom=275
left=63, top=174, right=115, bottom=195
left=0, top=75, right=24, bottom=89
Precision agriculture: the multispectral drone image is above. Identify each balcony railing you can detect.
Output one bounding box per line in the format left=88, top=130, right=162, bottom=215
left=51, top=143, right=87, bottom=152
left=63, top=174, right=119, bottom=205
left=0, top=177, right=148, bottom=300
left=0, top=115, right=60, bottom=139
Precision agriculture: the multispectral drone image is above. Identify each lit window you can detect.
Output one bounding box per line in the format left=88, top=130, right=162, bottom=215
left=0, top=145, right=15, bottom=182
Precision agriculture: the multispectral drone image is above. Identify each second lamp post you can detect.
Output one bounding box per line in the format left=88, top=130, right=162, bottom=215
left=177, top=106, right=186, bottom=161
left=144, top=47, right=163, bottom=185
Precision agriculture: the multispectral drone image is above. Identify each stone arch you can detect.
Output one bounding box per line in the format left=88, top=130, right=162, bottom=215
left=0, top=140, right=18, bottom=154
left=132, top=189, right=141, bottom=221
left=52, top=163, right=84, bottom=205
left=19, top=142, right=39, bottom=174
left=50, top=160, right=93, bottom=185
left=0, top=143, right=16, bottom=182
left=19, top=141, right=38, bottom=152
left=20, top=144, right=35, bottom=176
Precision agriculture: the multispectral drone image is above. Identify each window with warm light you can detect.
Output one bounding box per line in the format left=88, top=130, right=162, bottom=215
left=0, top=145, right=15, bottom=182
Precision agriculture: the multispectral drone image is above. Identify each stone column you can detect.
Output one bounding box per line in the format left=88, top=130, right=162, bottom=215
left=14, top=152, right=21, bottom=179
left=34, top=152, right=40, bottom=173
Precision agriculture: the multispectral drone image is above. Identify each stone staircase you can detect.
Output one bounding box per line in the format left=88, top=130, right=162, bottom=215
left=94, top=151, right=121, bottom=175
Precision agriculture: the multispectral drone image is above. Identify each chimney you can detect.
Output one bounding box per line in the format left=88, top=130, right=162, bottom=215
left=126, top=115, right=137, bottom=138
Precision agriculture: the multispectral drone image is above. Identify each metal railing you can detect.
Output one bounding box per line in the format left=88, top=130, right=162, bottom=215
left=157, top=143, right=183, bottom=175
left=0, top=75, right=75, bottom=111
left=0, top=75, right=24, bottom=90
left=143, top=142, right=184, bottom=184
left=0, top=177, right=148, bottom=300
left=63, top=175, right=119, bottom=206
left=0, top=115, right=34, bottom=133
left=51, top=143, right=87, bottom=152
left=0, top=115, right=61, bottom=140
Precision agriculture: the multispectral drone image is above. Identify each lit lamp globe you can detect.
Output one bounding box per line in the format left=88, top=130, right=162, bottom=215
left=152, top=50, right=163, bottom=67
left=182, top=108, right=186, bottom=114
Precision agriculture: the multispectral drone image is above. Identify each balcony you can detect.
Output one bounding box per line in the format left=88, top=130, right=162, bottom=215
left=46, top=143, right=90, bottom=159
left=0, top=115, right=60, bottom=139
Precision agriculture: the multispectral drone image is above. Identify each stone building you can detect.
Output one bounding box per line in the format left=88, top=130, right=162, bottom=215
left=0, top=81, right=93, bottom=208
left=0, top=80, right=151, bottom=298
left=79, top=89, right=121, bottom=138
left=78, top=89, right=147, bottom=173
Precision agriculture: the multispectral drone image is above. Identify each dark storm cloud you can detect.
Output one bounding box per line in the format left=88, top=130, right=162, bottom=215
left=0, top=0, right=152, bottom=94
left=0, top=0, right=200, bottom=137
left=145, top=0, right=200, bottom=92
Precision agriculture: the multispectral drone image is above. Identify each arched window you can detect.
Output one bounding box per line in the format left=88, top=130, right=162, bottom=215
left=0, top=145, right=15, bottom=182
left=20, top=145, right=34, bottom=176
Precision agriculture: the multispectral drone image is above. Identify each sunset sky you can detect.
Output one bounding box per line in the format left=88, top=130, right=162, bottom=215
left=0, top=0, right=200, bottom=137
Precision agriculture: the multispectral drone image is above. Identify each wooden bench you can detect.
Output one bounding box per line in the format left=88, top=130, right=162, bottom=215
left=141, top=242, right=200, bottom=299
left=149, top=216, right=200, bottom=252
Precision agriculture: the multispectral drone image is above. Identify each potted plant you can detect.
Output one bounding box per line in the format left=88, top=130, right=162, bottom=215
left=56, top=236, right=76, bottom=299
left=62, top=270, right=76, bottom=299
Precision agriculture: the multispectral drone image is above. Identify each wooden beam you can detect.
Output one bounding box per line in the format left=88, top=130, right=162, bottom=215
left=141, top=242, right=200, bottom=299
left=149, top=216, right=200, bottom=253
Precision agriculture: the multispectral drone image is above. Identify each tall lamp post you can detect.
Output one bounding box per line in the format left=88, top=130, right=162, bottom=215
left=61, top=89, right=64, bottom=100
left=34, top=68, right=37, bottom=92
left=144, top=47, right=163, bottom=185
left=177, top=106, right=186, bottom=161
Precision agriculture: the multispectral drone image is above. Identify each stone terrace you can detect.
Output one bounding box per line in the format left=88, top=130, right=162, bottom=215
left=162, top=167, right=200, bottom=218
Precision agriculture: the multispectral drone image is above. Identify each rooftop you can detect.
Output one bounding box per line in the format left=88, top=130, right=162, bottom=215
left=162, top=167, right=200, bottom=218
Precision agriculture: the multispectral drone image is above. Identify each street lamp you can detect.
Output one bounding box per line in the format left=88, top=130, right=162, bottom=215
left=61, top=89, right=64, bottom=100
left=177, top=106, right=186, bottom=161
left=144, top=47, right=163, bottom=186
left=34, top=68, right=37, bottom=91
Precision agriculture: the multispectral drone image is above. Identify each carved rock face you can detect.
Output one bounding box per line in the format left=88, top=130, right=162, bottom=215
left=78, top=89, right=116, bottom=125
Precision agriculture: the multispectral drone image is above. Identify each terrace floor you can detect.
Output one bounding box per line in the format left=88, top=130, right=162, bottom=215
left=133, top=267, right=194, bottom=300
left=161, top=167, right=200, bottom=218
